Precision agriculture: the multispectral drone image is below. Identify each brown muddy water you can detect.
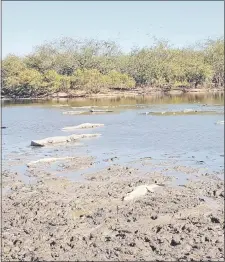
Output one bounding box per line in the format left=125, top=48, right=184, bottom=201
left=2, top=93, right=224, bottom=184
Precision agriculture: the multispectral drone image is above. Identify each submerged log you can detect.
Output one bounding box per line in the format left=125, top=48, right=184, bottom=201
left=71, top=106, right=98, bottom=109
left=62, top=111, right=87, bottom=115
left=144, top=110, right=222, bottom=116
left=62, top=123, right=104, bottom=131
left=31, top=133, right=101, bottom=146
left=27, top=156, right=76, bottom=166
left=183, top=109, right=197, bottom=113
left=124, top=184, right=161, bottom=201
left=52, top=104, right=69, bottom=107
left=216, top=120, right=224, bottom=125
left=90, top=109, right=113, bottom=113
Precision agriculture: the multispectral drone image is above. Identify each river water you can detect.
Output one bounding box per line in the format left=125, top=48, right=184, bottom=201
left=2, top=93, right=224, bottom=182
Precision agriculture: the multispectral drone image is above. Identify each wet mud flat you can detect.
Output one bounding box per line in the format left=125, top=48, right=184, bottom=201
left=2, top=95, right=224, bottom=261
left=2, top=157, right=224, bottom=261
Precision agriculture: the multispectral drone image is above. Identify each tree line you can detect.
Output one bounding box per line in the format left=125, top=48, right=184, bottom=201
left=2, top=37, right=224, bottom=97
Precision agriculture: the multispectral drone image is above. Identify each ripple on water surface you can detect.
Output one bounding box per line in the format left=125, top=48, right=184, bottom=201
left=2, top=94, right=224, bottom=182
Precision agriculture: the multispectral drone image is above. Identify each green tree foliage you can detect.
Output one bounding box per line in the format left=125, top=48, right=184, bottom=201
left=2, top=55, right=26, bottom=93
left=203, top=38, right=224, bottom=87
left=17, top=68, right=42, bottom=96
left=2, top=36, right=224, bottom=97
left=124, top=40, right=215, bottom=89
left=24, top=44, right=58, bottom=73
left=41, top=70, right=61, bottom=93
left=71, top=69, right=135, bottom=93
left=2, top=55, right=42, bottom=96
left=107, top=70, right=135, bottom=89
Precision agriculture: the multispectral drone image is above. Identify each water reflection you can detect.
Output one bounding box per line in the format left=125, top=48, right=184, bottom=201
left=2, top=93, right=224, bottom=182
left=2, top=93, right=224, bottom=108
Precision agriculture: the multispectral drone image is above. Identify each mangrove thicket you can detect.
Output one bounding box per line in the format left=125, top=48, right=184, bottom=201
left=2, top=37, right=224, bottom=97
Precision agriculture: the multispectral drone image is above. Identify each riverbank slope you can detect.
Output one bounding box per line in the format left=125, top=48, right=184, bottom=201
left=2, top=87, right=224, bottom=100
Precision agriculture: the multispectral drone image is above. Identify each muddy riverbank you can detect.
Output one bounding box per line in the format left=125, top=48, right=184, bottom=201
left=2, top=87, right=224, bottom=101
left=2, top=157, right=224, bottom=261
left=2, top=94, right=224, bottom=261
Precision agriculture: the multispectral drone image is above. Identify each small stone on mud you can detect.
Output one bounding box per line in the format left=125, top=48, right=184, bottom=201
left=205, top=236, right=210, bottom=242
left=151, top=214, right=158, bottom=220
left=210, top=216, right=220, bottom=224
left=196, top=160, right=205, bottom=164
left=171, top=237, right=181, bottom=246
left=105, top=236, right=111, bottom=242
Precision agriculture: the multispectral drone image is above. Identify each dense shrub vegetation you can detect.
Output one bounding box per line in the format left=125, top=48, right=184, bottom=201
left=2, top=37, right=224, bottom=97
